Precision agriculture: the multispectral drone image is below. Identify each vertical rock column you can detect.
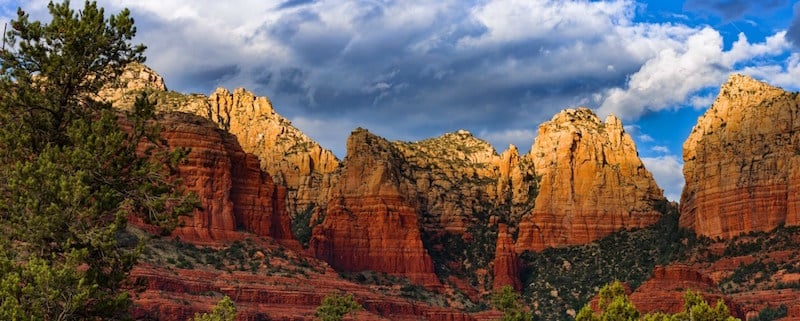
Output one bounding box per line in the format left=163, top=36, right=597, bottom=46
left=310, top=129, right=440, bottom=287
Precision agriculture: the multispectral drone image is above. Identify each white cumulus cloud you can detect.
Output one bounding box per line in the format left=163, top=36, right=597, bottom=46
left=598, top=30, right=791, bottom=120
left=641, top=154, right=684, bottom=202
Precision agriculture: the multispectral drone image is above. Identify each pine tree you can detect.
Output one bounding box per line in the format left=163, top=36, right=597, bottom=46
left=576, top=282, right=741, bottom=321
left=0, top=1, right=197, bottom=319
left=315, top=292, right=362, bottom=321
left=491, top=285, right=535, bottom=321
left=191, top=296, right=237, bottom=321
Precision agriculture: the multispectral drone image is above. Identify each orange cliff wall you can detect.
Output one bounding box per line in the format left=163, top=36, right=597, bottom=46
left=516, top=108, right=664, bottom=252
left=132, top=112, right=296, bottom=246
left=680, top=75, right=800, bottom=239
left=309, top=128, right=439, bottom=287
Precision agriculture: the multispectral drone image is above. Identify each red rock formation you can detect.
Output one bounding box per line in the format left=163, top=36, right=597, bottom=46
left=310, top=128, right=439, bottom=287
left=629, top=265, right=743, bottom=318
left=132, top=112, right=296, bottom=246
left=199, top=88, right=340, bottom=216
left=130, top=256, right=476, bottom=321
left=516, top=108, right=664, bottom=252
left=492, top=224, right=521, bottom=291
left=101, top=64, right=340, bottom=217
left=681, top=74, right=800, bottom=238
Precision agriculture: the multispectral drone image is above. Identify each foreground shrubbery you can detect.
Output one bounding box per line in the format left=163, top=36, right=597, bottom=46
left=0, top=1, right=197, bottom=319
left=576, top=282, right=739, bottom=321
left=520, top=205, right=696, bottom=320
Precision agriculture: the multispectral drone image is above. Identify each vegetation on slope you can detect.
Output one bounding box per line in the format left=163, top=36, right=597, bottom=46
left=576, top=281, right=738, bottom=321
left=519, top=202, right=697, bottom=320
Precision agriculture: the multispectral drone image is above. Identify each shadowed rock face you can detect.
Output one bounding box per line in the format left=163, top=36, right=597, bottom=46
left=516, top=108, right=665, bottom=252
left=132, top=112, right=296, bottom=246
left=198, top=88, right=340, bottom=218
left=681, top=74, right=800, bottom=239
left=102, top=63, right=340, bottom=218
left=309, top=128, right=440, bottom=287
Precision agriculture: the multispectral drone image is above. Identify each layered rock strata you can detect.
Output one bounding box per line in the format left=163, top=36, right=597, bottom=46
left=130, top=261, right=479, bottom=321
left=681, top=75, right=800, bottom=238
left=103, top=64, right=340, bottom=217
left=133, top=112, right=295, bottom=245
left=109, top=65, right=667, bottom=288
left=309, top=129, right=439, bottom=286
left=516, top=108, right=665, bottom=252
left=629, top=265, right=743, bottom=318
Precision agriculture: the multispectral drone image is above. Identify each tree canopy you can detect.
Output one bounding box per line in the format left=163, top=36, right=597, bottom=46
left=191, top=296, right=237, bottom=321
left=576, top=281, right=740, bottom=321
left=0, top=1, right=196, bottom=319
left=315, top=292, right=362, bottom=321
left=491, top=285, right=535, bottom=321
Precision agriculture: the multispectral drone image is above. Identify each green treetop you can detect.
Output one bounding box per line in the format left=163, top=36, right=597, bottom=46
left=0, top=1, right=197, bottom=320
left=576, top=281, right=740, bottom=321
left=190, top=296, right=237, bottom=321
left=491, top=285, right=535, bottom=321
left=315, top=292, right=362, bottom=321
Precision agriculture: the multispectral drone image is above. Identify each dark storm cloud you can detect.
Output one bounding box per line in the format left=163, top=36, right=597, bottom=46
left=79, top=0, right=794, bottom=202
left=172, top=64, right=240, bottom=94
left=684, top=0, right=789, bottom=20
left=277, top=0, right=317, bottom=10
left=787, top=2, right=800, bottom=48
left=84, top=0, right=792, bottom=160
left=275, top=67, right=309, bottom=95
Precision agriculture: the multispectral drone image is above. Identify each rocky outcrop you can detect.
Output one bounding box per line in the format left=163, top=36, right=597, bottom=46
left=102, top=64, right=340, bottom=218
left=132, top=112, right=295, bottom=245
left=629, top=265, right=743, bottom=318
left=394, top=131, right=539, bottom=235
left=189, top=88, right=340, bottom=217
left=680, top=74, right=800, bottom=239
left=108, top=65, right=672, bottom=296
left=97, top=62, right=167, bottom=104
left=516, top=108, right=665, bottom=252
left=492, top=224, right=521, bottom=291
left=130, top=260, right=478, bottom=321
left=309, top=129, right=439, bottom=287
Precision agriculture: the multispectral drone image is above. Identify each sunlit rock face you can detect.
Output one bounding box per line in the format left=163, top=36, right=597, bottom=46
left=516, top=108, right=665, bottom=252
left=681, top=74, right=800, bottom=239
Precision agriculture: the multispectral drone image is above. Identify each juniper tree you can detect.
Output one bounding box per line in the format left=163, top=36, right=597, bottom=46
left=491, top=285, right=535, bottom=321
left=315, top=292, right=362, bottom=321
left=0, top=1, right=196, bottom=319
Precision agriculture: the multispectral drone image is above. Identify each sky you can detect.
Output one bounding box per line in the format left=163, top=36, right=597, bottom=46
left=2, top=0, right=800, bottom=202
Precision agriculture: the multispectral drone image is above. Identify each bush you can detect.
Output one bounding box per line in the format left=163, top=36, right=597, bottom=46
left=315, top=292, right=362, bottom=321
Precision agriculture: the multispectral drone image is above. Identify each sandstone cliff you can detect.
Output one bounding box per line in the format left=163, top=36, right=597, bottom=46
left=492, top=224, right=521, bottom=291
left=131, top=112, right=295, bottom=245
left=309, top=128, right=439, bottom=287
left=102, top=64, right=340, bottom=218
left=681, top=74, right=800, bottom=239
left=516, top=108, right=665, bottom=252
